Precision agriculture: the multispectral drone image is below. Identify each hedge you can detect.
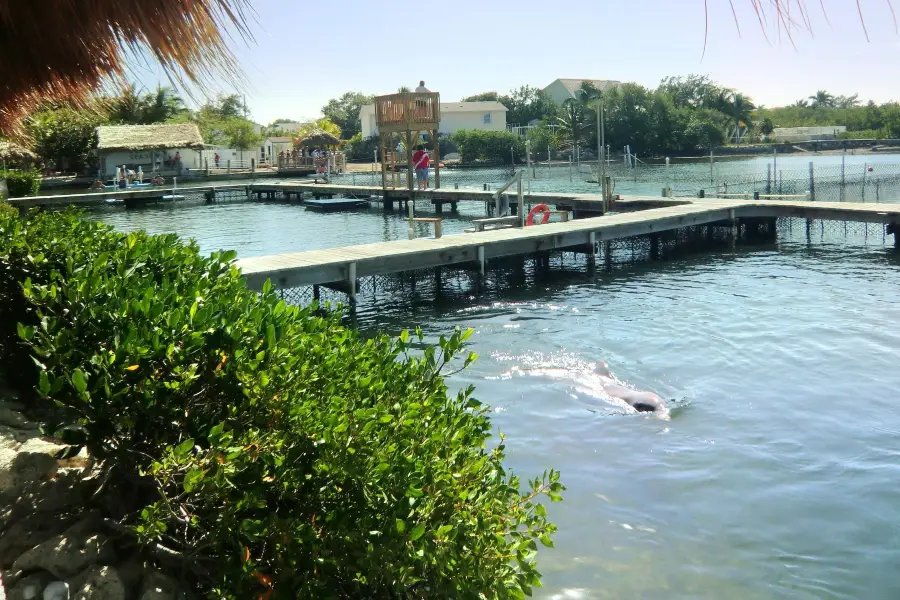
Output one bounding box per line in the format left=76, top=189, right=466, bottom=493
left=451, top=130, right=525, bottom=164
left=0, top=209, right=562, bottom=599
left=1, top=169, right=41, bottom=197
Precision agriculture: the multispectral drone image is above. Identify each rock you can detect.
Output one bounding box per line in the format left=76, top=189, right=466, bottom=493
left=71, top=567, right=124, bottom=600
left=41, top=582, right=68, bottom=600
left=12, top=516, right=113, bottom=579
left=0, top=409, right=32, bottom=431
left=0, top=438, right=65, bottom=493
left=9, top=471, right=91, bottom=523
left=0, top=511, right=78, bottom=568
left=7, top=572, right=53, bottom=600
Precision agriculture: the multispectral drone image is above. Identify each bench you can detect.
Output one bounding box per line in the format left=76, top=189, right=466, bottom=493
left=405, top=217, right=443, bottom=238
left=472, top=216, right=521, bottom=232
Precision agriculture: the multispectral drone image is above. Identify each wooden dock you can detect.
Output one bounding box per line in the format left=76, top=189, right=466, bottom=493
left=237, top=198, right=900, bottom=295
left=5, top=181, right=676, bottom=215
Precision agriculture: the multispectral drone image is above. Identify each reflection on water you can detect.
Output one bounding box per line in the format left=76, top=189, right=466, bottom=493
left=85, top=187, right=900, bottom=599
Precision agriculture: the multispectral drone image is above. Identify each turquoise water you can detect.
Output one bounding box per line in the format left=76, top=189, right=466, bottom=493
left=86, top=158, right=900, bottom=599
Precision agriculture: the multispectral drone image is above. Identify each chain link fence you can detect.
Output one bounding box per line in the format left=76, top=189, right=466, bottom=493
left=329, top=159, right=900, bottom=204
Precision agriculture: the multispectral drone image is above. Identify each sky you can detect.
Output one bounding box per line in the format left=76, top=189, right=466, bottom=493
left=128, top=0, right=900, bottom=125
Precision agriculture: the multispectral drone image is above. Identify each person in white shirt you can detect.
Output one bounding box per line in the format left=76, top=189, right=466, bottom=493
left=415, top=80, right=429, bottom=93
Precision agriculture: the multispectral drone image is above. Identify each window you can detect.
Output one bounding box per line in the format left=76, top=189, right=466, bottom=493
left=483, top=113, right=492, bottom=125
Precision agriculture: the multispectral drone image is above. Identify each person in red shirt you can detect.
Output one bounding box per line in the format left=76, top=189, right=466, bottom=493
left=412, top=145, right=430, bottom=189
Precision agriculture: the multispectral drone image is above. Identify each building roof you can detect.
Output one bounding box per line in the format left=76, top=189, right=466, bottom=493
left=0, top=141, right=37, bottom=162
left=441, top=101, right=507, bottom=112
left=546, top=78, right=622, bottom=96
left=265, top=136, right=294, bottom=143
left=96, top=124, right=204, bottom=151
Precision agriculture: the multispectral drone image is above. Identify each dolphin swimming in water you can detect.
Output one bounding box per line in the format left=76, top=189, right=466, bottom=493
left=593, top=362, right=669, bottom=416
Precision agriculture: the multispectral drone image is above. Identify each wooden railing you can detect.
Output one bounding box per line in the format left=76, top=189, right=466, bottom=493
left=375, top=92, right=440, bottom=129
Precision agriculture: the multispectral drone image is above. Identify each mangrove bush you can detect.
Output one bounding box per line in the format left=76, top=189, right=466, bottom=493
left=0, top=209, right=562, bottom=599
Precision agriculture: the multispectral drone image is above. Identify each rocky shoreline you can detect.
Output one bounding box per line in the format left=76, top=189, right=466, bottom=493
left=0, top=380, right=185, bottom=600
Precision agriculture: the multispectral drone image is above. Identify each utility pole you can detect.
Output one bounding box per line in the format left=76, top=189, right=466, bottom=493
left=597, top=92, right=606, bottom=204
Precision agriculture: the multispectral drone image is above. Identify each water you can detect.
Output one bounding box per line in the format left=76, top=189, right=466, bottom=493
left=83, top=156, right=900, bottom=599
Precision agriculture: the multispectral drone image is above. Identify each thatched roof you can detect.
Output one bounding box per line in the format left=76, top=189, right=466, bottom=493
left=96, top=124, right=204, bottom=151
left=0, top=0, right=250, bottom=138
left=296, top=129, right=341, bottom=147
left=0, top=141, right=37, bottom=163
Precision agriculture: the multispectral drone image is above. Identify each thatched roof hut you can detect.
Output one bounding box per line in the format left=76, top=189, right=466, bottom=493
left=0, top=0, right=250, bottom=138
left=0, top=141, right=37, bottom=165
left=96, top=124, right=204, bottom=151
left=296, top=129, right=341, bottom=148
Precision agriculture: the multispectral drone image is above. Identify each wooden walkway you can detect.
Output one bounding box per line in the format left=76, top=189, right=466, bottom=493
left=237, top=198, right=900, bottom=293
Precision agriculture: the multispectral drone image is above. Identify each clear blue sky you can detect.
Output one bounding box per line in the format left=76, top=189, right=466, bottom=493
left=130, top=0, right=900, bottom=125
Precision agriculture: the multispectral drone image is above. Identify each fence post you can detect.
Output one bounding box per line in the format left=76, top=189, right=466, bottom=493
left=251, top=158, right=256, bottom=174
left=766, top=164, right=771, bottom=195
left=227, top=160, right=231, bottom=174
left=205, top=158, right=209, bottom=176
left=808, top=161, right=815, bottom=201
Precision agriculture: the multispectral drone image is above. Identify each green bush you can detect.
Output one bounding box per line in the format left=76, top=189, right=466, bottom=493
left=0, top=209, right=562, bottom=599
left=1, top=169, right=41, bottom=197
left=451, top=130, right=525, bottom=164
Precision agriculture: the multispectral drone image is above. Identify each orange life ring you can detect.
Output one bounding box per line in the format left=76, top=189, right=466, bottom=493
left=526, top=204, right=551, bottom=226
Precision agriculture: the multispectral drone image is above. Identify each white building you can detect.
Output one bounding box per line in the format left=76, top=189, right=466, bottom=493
left=359, top=101, right=508, bottom=138
left=95, top=123, right=205, bottom=177
left=262, top=136, right=295, bottom=162
left=542, top=78, right=622, bottom=106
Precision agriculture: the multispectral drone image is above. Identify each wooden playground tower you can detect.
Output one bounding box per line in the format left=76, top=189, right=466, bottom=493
left=375, top=91, right=441, bottom=191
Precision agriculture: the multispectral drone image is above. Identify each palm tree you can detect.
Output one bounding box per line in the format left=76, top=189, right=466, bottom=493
left=142, top=86, right=187, bottom=123
left=792, top=99, right=809, bottom=108
left=108, top=84, right=145, bottom=124
left=397, top=86, right=411, bottom=93
left=809, top=90, right=836, bottom=109
left=835, top=94, right=860, bottom=109
left=557, top=98, right=588, bottom=153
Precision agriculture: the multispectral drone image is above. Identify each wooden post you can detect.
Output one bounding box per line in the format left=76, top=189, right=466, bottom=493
left=477, top=245, right=485, bottom=276
left=406, top=131, right=415, bottom=195
left=434, top=220, right=442, bottom=239
left=432, top=127, right=441, bottom=189
left=347, top=262, right=357, bottom=301
left=227, top=160, right=231, bottom=174
left=379, top=133, right=388, bottom=191
left=588, top=232, right=596, bottom=265
left=251, top=158, right=256, bottom=174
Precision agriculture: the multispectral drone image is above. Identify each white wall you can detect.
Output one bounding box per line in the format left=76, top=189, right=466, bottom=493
left=358, top=105, right=507, bottom=137
left=438, top=110, right=506, bottom=135
left=99, top=148, right=204, bottom=177
left=543, top=80, right=574, bottom=106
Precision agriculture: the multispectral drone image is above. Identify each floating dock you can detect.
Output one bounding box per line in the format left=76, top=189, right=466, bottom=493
left=237, top=198, right=900, bottom=297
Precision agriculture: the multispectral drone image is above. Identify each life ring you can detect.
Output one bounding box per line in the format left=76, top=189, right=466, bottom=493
left=526, top=204, right=551, bottom=226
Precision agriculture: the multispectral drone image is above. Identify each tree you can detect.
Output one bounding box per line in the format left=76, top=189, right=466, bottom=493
left=557, top=98, right=588, bottom=152
left=26, top=106, right=105, bottom=172
left=220, top=118, right=262, bottom=161
left=659, top=75, right=719, bottom=109
left=143, top=86, right=187, bottom=123
left=397, top=86, right=411, bottom=93
left=107, top=85, right=188, bottom=125
left=461, top=92, right=499, bottom=102
left=760, top=118, right=775, bottom=135
left=809, top=90, right=835, bottom=109
left=498, top=86, right=556, bottom=126
left=792, top=99, right=809, bottom=108
left=321, top=92, right=375, bottom=140
left=193, top=94, right=255, bottom=145
left=835, top=94, right=861, bottom=109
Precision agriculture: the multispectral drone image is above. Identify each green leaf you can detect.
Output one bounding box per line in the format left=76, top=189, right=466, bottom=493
left=395, top=519, right=406, bottom=533
left=38, top=371, right=50, bottom=395
left=538, top=534, right=554, bottom=548
left=409, top=524, right=425, bottom=541
left=16, top=322, right=33, bottom=341
left=399, top=329, right=409, bottom=343
left=406, top=486, right=424, bottom=498
left=379, top=414, right=393, bottom=423
left=184, top=468, right=205, bottom=493
left=436, top=524, right=453, bottom=538
left=71, top=369, right=87, bottom=394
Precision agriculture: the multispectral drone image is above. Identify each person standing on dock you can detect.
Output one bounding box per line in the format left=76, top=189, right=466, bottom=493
left=413, top=144, right=430, bottom=190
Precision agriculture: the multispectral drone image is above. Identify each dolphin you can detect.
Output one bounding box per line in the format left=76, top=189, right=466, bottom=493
left=593, top=362, right=669, bottom=416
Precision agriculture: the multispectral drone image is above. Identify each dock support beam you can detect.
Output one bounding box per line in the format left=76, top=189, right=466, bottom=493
left=477, top=246, right=485, bottom=277
left=347, top=262, right=357, bottom=303
left=588, top=232, right=597, bottom=265
left=729, top=209, right=738, bottom=248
